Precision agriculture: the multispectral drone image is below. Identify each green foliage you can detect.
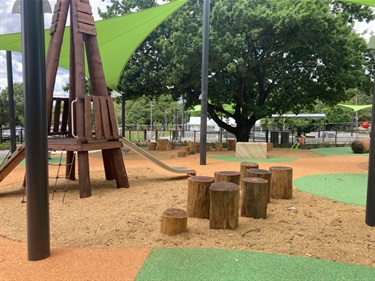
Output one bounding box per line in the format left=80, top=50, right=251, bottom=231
left=0, top=83, right=25, bottom=127
left=103, top=0, right=375, bottom=141
left=114, top=94, right=183, bottom=128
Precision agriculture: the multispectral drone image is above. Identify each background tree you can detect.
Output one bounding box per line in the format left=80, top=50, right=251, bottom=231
left=102, top=0, right=375, bottom=141
left=0, top=83, right=25, bottom=127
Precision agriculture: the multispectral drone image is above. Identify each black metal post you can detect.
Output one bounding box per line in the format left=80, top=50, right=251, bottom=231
left=366, top=79, right=375, bottom=226
left=121, top=93, right=125, bottom=138
left=21, top=0, right=50, bottom=260
left=6, top=51, right=16, bottom=153
left=200, top=0, right=210, bottom=165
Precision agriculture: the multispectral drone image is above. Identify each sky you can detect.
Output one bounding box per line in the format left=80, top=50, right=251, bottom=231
left=0, top=0, right=374, bottom=94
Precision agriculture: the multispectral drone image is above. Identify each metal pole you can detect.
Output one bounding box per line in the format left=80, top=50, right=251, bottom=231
left=366, top=79, right=375, bottom=226
left=182, top=98, right=185, bottom=138
left=200, top=0, right=210, bottom=165
left=6, top=51, right=16, bottom=153
left=22, top=0, right=50, bottom=260
left=121, top=93, right=125, bottom=138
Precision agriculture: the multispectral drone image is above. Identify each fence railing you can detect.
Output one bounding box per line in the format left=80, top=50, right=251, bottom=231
left=1, top=123, right=370, bottom=147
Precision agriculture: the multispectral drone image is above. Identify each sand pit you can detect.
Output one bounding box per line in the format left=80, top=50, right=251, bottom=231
left=0, top=147, right=374, bottom=269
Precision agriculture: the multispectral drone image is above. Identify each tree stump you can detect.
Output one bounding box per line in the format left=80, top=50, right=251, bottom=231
left=160, top=208, right=187, bottom=236
left=351, top=138, right=370, bottom=153
left=188, top=141, right=199, bottom=154
left=187, top=176, right=215, bottom=219
left=246, top=168, right=272, bottom=202
left=215, top=142, right=223, bottom=151
left=241, top=177, right=268, bottom=219
left=148, top=143, right=156, bottom=151
left=240, top=162, right=259, bottom=192
left=269, top=166, right=293, bottom=199
left=214, top=171, right=240, bottom=185
left=156, top=139, right=169, bottom=151
left=209, top=182, right=239, bottom=229
left=177, top=151, right=186, bottom=157
left=184, top=146, right=191, bottom=155
left=227, top=139, right=236, bottom=151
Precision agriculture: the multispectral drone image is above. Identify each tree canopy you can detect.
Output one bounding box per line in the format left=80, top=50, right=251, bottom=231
left=0, top=83, right=24, bottom=128
left=105, top=0, right=375, bottom=141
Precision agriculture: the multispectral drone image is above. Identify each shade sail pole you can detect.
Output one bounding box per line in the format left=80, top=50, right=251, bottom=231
left=200, top=0, right=210, bottom=165
left=22, top=0, right=50, bottom=260
left=366, top=78, right=375, bottom=226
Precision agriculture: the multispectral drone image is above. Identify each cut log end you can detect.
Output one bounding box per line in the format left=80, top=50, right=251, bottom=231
left=160, top=208, right=187, bottom=236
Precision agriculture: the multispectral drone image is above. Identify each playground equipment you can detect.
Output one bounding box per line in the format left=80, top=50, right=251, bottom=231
left=0, top=0, right=194, bottom=198
left=351, top=137, right=370, bottom=153
left=290, top=133, right=306, bottom=149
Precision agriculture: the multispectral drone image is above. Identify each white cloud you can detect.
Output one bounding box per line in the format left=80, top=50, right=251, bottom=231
left=0, top=0, right=112, bottom=93
left=0, top=1, right=374, bottom=93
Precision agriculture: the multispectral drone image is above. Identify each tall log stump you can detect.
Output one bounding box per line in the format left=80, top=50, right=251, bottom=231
left=209, top=182, right=239, bottom=230
left=269, top=166, right=293, bottom=199
left=214, top=171, right=240, bottom=185
left=188, top=141, right=199, bottom=154
left=157, top=139, right=169, bottom=151
left=240, top=162, right=259, bottom=191
left=160, top=208, right=187, bottom=236
left=351, top=137, right=370, bottom=153
left=215, top=142, right=223, bottom=151
left=148, top=143, right=156, bottom=151
left=246, top=168, right=272, bottom=202
left=227, top=139, right=236, bottom=151
left=241, top=177, right=268, bottom=219
left=187, top=176, right=215, bottom=219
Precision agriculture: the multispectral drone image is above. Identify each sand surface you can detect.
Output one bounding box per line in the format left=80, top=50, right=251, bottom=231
left=0, top=147, right=374, bottom=269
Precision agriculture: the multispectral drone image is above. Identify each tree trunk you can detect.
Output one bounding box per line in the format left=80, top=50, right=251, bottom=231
left=214, top=171, right=240, bottom=185
left=269, top=166, right=293, bottom=199
left=160, top=208, right=187, bottom=236
left=240, top=162, right=259, bottom=192
left=246, top=169, right=272, bottom=203
left=187, top=176, right=215, bottom=219
left=241, top=177, right=268, bottom=219
left=209, top=182, right=240, bottom=230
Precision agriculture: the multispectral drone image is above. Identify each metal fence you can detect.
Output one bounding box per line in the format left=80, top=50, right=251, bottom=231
left=1, top=123, right=370, bottom=146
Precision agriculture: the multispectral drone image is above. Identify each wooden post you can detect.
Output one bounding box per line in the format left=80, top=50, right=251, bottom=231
left=241, top=177, right=268, bottom=219
left=209, top=182, right=239, bottom=229
left=215, top=142, right=222, bottom=151
left=214, top=171, right=240, bottom=185
left=157, top=139, right=169, bottom=151
left=160, top=208, right=187, bottom=236
left=148, top=143, right=156, bottom=151
left=187, top=176, right=214, bottom=219
left=227, top=139, right=236, bottom=151
left=269, top=166, right=293, bottom=199
left=188, top=141, right=199, bottom=154
left=240, top=162, right=259, bottom=191
left=246, top=169, right=272, bottom=202
left=177, top=151, right=187, bottom=157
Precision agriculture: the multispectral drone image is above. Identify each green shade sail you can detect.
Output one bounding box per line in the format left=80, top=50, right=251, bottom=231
left=340, top=0, right=375, bottom=6
left=0, top=0, right=188, bottom=90
left=338, top=104, right=372, bottom=112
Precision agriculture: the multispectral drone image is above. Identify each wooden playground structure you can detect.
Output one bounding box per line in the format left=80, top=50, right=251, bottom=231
left=0, top=0, right=195, bottom=198
left=0, top=0, right=130, bottom=198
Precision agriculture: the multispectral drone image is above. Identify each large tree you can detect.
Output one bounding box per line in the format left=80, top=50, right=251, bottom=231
left=103, top=0, right=375, bottom=141
left=0, top=83, right=25, bottom=127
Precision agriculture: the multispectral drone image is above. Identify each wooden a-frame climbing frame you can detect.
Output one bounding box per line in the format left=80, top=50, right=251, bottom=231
left=45, top=0, right=129, bottom=198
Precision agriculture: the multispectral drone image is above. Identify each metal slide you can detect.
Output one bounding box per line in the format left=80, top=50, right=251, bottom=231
left=0, top=145, right=25, bottom=182
left=120, top=138, right=196, bottom=176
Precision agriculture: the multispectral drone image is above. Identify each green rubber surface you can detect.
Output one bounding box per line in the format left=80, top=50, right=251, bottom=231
left=0, top=156, right=65, bottom=166
left=312, top=147, right=369, bottom=156
left=136, top=248, right=375, bottom=281
left=209, top=155, right=296, bottom=163
left=294, top=173, right=367, bottom=206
